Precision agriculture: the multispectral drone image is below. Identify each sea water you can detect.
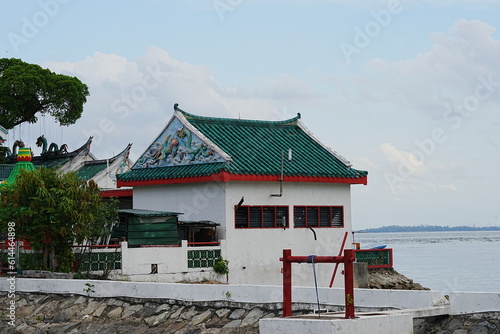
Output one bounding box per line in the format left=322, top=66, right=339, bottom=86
left=353, top=230, right=500, bottom=294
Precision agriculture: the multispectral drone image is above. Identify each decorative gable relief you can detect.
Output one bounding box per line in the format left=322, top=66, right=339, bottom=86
left=133, top=116, right=226, bottom=169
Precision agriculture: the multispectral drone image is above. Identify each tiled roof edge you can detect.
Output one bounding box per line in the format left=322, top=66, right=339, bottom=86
left=296, top=119, right=352, bottom=167
left=174, top=103, right=301, bottom=126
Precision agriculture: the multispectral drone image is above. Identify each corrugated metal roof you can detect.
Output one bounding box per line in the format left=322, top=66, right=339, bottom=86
left=118, top=209, right=182, bottom=217
left=178, top=220, right=220, bottom=226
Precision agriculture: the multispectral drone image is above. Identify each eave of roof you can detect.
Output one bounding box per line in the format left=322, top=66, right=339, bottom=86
left=0, top=125, right=8, bottom=135
left=117, top=170, right=367, bottom=187
left=117, top=104, right=368, bottom=186
left=100, top=188, right=133, bottom=197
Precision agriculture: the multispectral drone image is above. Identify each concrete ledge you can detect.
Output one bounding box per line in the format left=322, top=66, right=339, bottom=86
left=260, top=313, right=414, bottom=334
left=449, top=291, right=500, bottom=314
left=0, top=278, right=447, bottom=311
left=293, top=286, right=447, bottom=310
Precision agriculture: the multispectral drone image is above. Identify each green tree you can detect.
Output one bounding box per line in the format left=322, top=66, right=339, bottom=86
left=0, top=58, right=89, bottom=130
left=0, top=167, right=117, bottom=272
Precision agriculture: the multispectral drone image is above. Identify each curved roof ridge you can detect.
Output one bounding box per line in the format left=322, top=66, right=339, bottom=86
left=84, top=143, right=132, bottom=165
left=174, top=103, right=301, bottom=126
left=32, top=136, right=93, bottom=161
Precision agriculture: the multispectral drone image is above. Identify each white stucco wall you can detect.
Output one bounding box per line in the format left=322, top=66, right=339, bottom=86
left=131, top=180, right=355, bottom=287
left=92, top=156, right=130, bottom=189
left=133, top=181, right=227, bottom=237
left=224, top=181, right=353, bottom=287
left=59, top=151, right=92, bottom=174
left=117, top=240, right=227, bottom=283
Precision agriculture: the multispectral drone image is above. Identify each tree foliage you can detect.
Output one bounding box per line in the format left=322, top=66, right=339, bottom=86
left=0, top=168, right=117, bottom=272
left=0, top=58, right=89, bottom=130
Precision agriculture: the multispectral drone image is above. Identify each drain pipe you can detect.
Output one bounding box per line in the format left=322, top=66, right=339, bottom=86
left=309, top=227, right=317, bottom=241
left=271, top=151, right=285, bottom=197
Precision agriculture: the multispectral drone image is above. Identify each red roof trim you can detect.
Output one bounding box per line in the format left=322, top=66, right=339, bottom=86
left=100, top=188, right=133, bottom=197
left=117, top=172, right=367, bottom=187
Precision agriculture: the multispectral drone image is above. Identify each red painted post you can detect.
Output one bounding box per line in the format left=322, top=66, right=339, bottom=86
left=280, top=248, right=356, bottom=319
left=282, top=249, right=292, bottom=317
left=343, top=249, right=355, bottom=319
left=329, top=231, right=349, bottom=288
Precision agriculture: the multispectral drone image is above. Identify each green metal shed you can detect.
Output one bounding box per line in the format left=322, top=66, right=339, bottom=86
left=116, top=209, right=182, bottom=247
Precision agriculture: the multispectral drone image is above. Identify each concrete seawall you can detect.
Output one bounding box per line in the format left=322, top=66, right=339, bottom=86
left=1, top=279, right=499, bottom=333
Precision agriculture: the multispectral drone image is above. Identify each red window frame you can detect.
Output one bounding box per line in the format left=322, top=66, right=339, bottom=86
left=235, top=205, right=289, bottom=229
left=293, top=206, right=344, bottom=228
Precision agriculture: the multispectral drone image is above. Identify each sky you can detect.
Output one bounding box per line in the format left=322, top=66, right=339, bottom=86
left=1, top=0, right=500, bottom=229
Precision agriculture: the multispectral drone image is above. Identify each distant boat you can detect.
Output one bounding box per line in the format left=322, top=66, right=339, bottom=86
left=361, top=244, right=387, bottom=250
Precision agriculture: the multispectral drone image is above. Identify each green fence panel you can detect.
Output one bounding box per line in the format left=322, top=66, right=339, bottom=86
left=187, top=249, right=221, bottom=269
left=355, top=249, right=392, bottom=268
left=77, top=251, right=122, bottom=271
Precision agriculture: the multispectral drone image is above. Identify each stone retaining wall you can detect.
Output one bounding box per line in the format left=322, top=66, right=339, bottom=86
left=414, top=313, right=500, bottom=334
left=2, top=292, right=499, bottom=334
left=0, top=292, right=298, bottom=334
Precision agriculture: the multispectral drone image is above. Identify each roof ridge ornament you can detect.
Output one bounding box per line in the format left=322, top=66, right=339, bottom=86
left=173, top=103, right=301, bottom=125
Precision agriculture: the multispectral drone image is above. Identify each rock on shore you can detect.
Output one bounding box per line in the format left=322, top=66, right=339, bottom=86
left=368, top=268, right=429, bottom=290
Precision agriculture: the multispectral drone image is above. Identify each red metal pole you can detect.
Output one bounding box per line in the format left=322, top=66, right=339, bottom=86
left=343, top=249, right=355, bottom=319
left=329, top=231, right=349, bottom=288
left=286, top=255, right=344, bottom=263
left=282, top=249, right=292, bottom=317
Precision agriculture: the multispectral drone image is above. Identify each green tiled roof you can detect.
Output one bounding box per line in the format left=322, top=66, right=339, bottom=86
left=118, top=162, right=226, bottom=182
left=186, top=113, right=366, bottom=179
left=76, top=162, right=107, bottom=180
left=32, top=156, right=72, bottom=169
left=117, top=107, right=367, bottom=183
left=77, top=143, right=132, bottom=180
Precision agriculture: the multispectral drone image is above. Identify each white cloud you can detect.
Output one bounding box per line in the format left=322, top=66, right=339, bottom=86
left=365, top=19, right=500, bottom=119
left=374, top=142, right=467, bottom=195
left=28, top=46, right=322, bottom=161
left=379, top=142, right=427, bottom=176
